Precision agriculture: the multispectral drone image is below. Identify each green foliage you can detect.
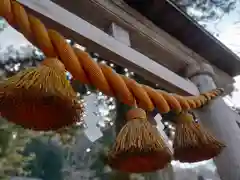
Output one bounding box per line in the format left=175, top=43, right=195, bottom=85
left=0, top=119, right=82, bottom=179
left=24, top=138, right=64, bottom=180
left=0, top=118, right=37, bottom=178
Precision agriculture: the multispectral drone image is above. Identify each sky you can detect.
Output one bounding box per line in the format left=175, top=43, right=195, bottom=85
left=1, top=2, right=240, bottom=107
left=205, top=1, right=240, bottom=107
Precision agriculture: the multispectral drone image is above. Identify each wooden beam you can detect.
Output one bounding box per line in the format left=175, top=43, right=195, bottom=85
left=17, top=0, right=199, bottom=95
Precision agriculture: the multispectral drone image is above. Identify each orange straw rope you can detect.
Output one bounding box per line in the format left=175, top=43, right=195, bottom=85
left=0, top=0, right=223, bottom=113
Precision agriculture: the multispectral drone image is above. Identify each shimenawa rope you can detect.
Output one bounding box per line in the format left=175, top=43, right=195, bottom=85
left=0, top=0, right=223, bottom=113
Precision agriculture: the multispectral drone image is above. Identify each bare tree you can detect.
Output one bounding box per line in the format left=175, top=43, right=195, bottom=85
left=172, top=0, right=237, bottom=22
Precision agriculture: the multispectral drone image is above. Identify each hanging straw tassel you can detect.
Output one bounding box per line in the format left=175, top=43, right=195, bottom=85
left=173, top=112, right=225, bottom=163
left=0, top=58, right=83, bottom=131
left=108, top=107, right=172, bottom=173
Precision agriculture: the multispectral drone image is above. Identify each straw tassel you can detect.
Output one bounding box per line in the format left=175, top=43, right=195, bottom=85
left=173, top=112, right=225, bottom=163
left=0, top=58, right=83, bottom=131
left=108, top=107, right=172, bottom=173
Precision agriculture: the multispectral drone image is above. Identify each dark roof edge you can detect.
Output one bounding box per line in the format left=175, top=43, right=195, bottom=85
left=124, top=0, right=240, bottom=76
left=167, top=0, right=240, bottom=62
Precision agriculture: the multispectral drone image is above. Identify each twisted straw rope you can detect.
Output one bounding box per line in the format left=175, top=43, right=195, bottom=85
left=0, top=0, right=222, bottom=113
